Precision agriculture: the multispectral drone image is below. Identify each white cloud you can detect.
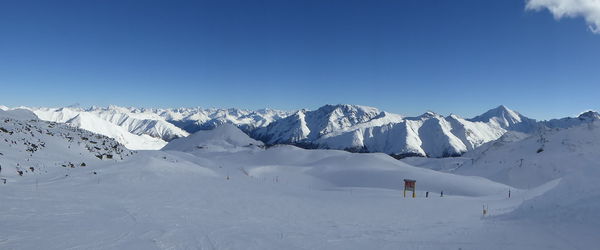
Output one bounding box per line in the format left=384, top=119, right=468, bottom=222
left=526, top=0, right=600, bottom=33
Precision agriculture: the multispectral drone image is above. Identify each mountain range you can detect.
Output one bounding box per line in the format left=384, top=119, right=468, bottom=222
left=3, top=104, right=598, bottom=158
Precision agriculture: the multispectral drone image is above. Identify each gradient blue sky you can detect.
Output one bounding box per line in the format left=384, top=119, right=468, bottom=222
left=0, top=0, right=598, bottom=120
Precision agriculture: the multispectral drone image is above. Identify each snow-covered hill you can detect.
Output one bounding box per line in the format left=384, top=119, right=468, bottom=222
left=455, top=120, right=600, bottom=188
left=65, top=113, right=167, bottom=150
left=162, top=124, right=264, bottom=152
left=161, top=126, right=511, bottom=197
left=0, top=108, right=38, bottom=120
left=0, top=110, right=133, bottom=178
left=504, top=164, right=600, bottom=229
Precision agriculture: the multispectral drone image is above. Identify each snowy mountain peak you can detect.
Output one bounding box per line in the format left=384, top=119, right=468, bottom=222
left=472, top=105, right=521, bottom=122
left=316, top=104, right=381, bottom=118
left=419, top=111, right=442, bottom=119
left=496, top=104, right=510, bottom=111
left=253, top=104, right=388, bottom=145
left=447, top=113, right=462, bottom=120
left=578, top=110, right=600, bottom=120
left=317, top=104, right=381, bottom=122
left=469, top=105, right=537, bottom=133
left=294, top=109, right=307, bottom=116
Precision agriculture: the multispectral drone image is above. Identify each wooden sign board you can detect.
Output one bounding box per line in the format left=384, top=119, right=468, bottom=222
left=403, top=179, right=416, bottom=197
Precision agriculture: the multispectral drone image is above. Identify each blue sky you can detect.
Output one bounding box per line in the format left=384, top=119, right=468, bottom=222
left=0, top=0, right=598, bottom=120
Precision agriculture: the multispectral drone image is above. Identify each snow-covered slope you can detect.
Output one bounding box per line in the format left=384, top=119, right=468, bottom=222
left=88, top=106, right=189, bottom=141
left=162, top=124, right=264, bottom=152
left=505, top=165, right=600, bottom=228
left=163, top=124, right=508, bottom=196
left=65, top=113, right=167, bottom=150
left=0, top=112, right=132, bottom=178
left=456, top=120, right=600, bottom=188
left=159, top=123, right=511, bottom=197
left=0, top=108, right=38, bottom=121
left=489, top=114, right=600, bottom=229
left=254, top=105, right=512, bottom=157
left=30, top=106, right=189, bottom=141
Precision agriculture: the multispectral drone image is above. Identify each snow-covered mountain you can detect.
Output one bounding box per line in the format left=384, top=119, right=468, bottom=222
left=252, top=104, right=404, bottom=145
left=15, top=104, right=598, bottom=159
left=469, top=105, right=538, bottom=133
left=65, top=113, right=167, bottom=150
left=25, top=106, right=290, bottom=150
left=30, top=106, right=189, bottom=142
left=17, top=107, right=173, bottom=150
left=253, top=104, right=536, bottom=158
left=156, top=107, right=291, bottom=133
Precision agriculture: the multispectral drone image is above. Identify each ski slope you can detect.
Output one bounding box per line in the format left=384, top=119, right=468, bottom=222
left=0, top=149, right=593, bottom=249
left=457, top=121, right=600, bottom=188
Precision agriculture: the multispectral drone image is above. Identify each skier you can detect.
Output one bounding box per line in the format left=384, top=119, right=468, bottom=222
left=426, top=191, right=429, bottom=198
left=440, top=191, right=444, bottom=197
